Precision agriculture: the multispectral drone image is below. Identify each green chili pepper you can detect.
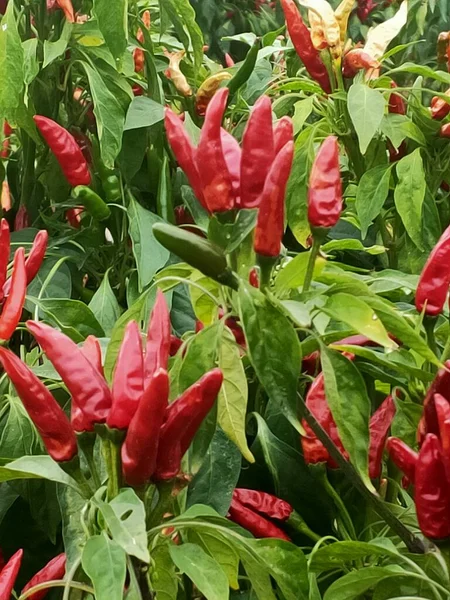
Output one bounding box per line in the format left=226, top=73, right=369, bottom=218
left=152, top=222, right=239, bottom=290
left=103, top=175, right=121, bottom=202
left=226, top=38, right=260, bottom=99
left=73, top=186, right=111, bottom=221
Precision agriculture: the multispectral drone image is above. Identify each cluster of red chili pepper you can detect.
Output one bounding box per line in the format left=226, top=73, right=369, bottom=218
left=0, top=549, right=66, bottom=600
left=0, top=291, right=223, bottom=487
left=166, top=87, right=294, bottom=258
left=0, top=219, right=48, bottom=341
left=387, top=362, right=450, bottom=540
left=301, top=336, right=396, bottom=477
left=415, top=223, right=450, bottom=316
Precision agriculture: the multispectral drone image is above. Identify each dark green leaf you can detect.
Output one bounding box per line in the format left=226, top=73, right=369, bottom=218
left=355, top=165, right=392, bottom=238
left=394, top=149, right=426, bottom=249
left=93, top=0, right=127, bottom=60
left=89, top=270, right=122, bottom=337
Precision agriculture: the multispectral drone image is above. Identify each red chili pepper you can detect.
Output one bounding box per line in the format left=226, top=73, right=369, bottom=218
left=26, top=320, right=112, bottom=431
left=0, top=549, right=23, bottom=600
left=108, top=321, right=144, bottom=430
left=228, top=498, right=291, bottom=541
left=273, top=117, right=294, bottom=155
left=33, top=116, right=91, bottom=187
left=386, top=437, right=418, bottom=484
left=418, top=360, right=450, bottom=444
left=1, top=122, right=12, bottom=159
left=21, top=553, right=66, bottom=600
left=357, top=0, right=376, bottom=21
left=415, top=224, right=450, bottom=316
left=165, top=109, right=206, bottom=210
left=415, top=433, right=450, bottom=540
left=0, top=347, right=77, bottom=462
left=249, top=268, right=259, bottom=288
left=153, top=369, right=223, bottom=480
left=0, top=219, right=10, bottom=301
left=169, top=335, right=183, bottom=356
left=56, top=0, right=75, bottom=21
left=388, top=81, right=406, bottom=115
left=0, top=248, right=26, bottom=341
left=145, top=290, right=171, bottom=381
left=232, top=489, right=293, bottom=521
left=431, top=89, right=450, bottom=120
left=66, top=207, right=83, bottom=228
left=368, top=396, right=396, bottom=479
left=81, top=335, right=104, bottom=378
left=440, top=123, right=450, bottom=137
left=240, top=96, right=275, bottom=209
left=388, top=140, right=407, bottom=163
left=307, top=136, right=342, bottom=231
left=134, top=10, right=151, bottom=73
left=280, top=0, right=331, bottom=93
left=220, top=128, right=241, bottom=206
left=433, top=393, right=450, bottom=480
left=4, top=230, right=48, bottom=298
left=342, top=49, right=380, bottom=78
left=121, top=369, right=169, bottom=486
left=14, top=206, right=29, bottom=231
left=225, top=53, right=235, bottom=67
left=253, top=141, right=294, bottom=257
left=196, top=88, right=234, bottom=212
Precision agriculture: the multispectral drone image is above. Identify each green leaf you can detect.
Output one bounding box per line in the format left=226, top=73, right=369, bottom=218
left=394, top=149, right=426, bottom=249
left=32, top=298, right=105, bottom=342
left=381, top=114, right=426, bottom=148
left=124, top=97, right=164, bottom=131
left=150, top=541, right=178, bottom=600
left=22, top=39, right=39, bottom=85
left=239, top=284, right=302, bottom=433
left=93, top=489, right=150, bottom=563
left=161, top=0, right=204, bottom=74
left=355, top=165, right=392, bottom=238
left=347, top=84, right=386, bottom=154
left=169, top=543, right=229, bottom=600
left=89, top=270, right=122, bottom=337
left=322, top=293, right=396, bottom=348
left=286, top=136, right=310, bottom=247
left=292, top=97, right=314, bottom=134
left=275, top=253, right=326, bottom=293
left=82, top=534, right=127, bottom=600
left=217, top=329, right=254, bottom=462
left=43, top=21, right=73, bottom=68
left=58, top=484, right=86, bottom=570
left=0, top=456, right=80, bottom=493
left=389, top=63, right=450, bottom=85
left=240, top=552, right=276, bottom=600
left=93, top=0, right=127, bottom=61
left=0, top=3, right=24, bottom=117
left=320, top=345, right=374, bottom=492
left=188, top=529, right=240, bottom=590
left=187, top=427, right=241, bottom=516
left=309, top=539, right=399, bottom=572
left=323, top=566, right=405, bottom=600
left=127, top=196, right=170, bottom=290
left=189, top=272, right=220, bottom=325
left=321, top=239, right=385, bottom=255
left=83, top=63, right=125, bottom=168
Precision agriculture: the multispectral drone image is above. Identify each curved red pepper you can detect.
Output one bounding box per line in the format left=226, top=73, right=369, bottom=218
left=196, top=88, right=234, bottom=212
left=418, top=360, right=450, bottom=444
left=121, top=369, right=169, bottom=486
left=26, top=320, right=112, bottom=431
left=0, top=248, right=26, bottom=341
left=145, top=289, right=171, bottom=381
left=0, top=549, right=23, bottom=600
left=233, top=489, right=293, bottom=521
left=386, top=437, right=418, bottom=484
left=33, top=116, right=91, bottom=187
left=4, top=230, right=48, bottom=297
left=21, top=553, right=66, bottom=600
left=228, top=498, right=291, bottom=541
left=240, top=95, right=275, bottom=209
left=81, top=335, right=104, bottom=377
left=253, top=141, right=294, bottom=257
left=368, top=396, right=396, bottom=479
left=0, top=219, right=10, bottom=301
left=307, top=136, right=342, bottom=230
left=220, top=128, right=241, bottom=207
left=415, top=224, right=450, bottom=316
left=108, top=321, right=144, bottom=430
left=273, top=117, right=294, bottom=155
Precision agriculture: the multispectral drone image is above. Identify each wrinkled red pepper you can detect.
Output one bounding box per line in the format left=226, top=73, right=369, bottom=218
left=415, top=224, right=450, bottom=316
left=417, top=360, right=450, bottom=444
left=233, top=489, right=293, bottom=521
left=228, top=496, right=291, bottom=541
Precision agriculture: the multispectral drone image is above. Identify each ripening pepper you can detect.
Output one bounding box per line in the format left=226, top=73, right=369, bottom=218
left=228, top=491, right=291, bottom=541
left=437, top=32, right=450, bottom=65
left=21, top=553, right=66, bottom=600
left=164, top=50, right=193, bottom=97
left=415, top=224, right=450, bottom=316
left=280, top=0, right=331, bottom=93
left=441, top=123, right=450, bottom=137
left=0, top=182, right=11, bottom=212
left=26, top=320, right=112, bottom=432
left=342, top=49, right=380, bottom=78
left=134, top=10, right=150, bottom=73
left=73, top=186, right=111, bottom=221
left=195, top=71, right=232, bottom=116
left=0, top=549, right=23, bottom=600
left=56, top=0, right=75, bottom=21
left=225, top=53, right=235, bottom=67
left=253, top=141, right=294, bottom=257
left=307, top=136, right=342, bottom=232
left=430, top=88, right=450, bottom=120
left=0, top=219, right=10, bottom=299
left=357, top=0, right=376, bottom=21
left=34, top=116, right=91, bottom=187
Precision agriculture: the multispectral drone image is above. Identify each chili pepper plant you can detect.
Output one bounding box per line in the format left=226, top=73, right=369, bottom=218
left=3, top=0, right=450, bottom=598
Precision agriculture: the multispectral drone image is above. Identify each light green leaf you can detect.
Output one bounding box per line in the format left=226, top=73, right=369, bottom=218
left=93, top=0, right=127, bottom=61
left=355, top=165, right=392, bottom=238
left=43, top=21, right=73, bottom=68
left=0, top=2, right=24, bottom=116
left=124, top=97, right=164, bottom=131
left=151, top=541, right=178, bottom=600
left=161, top=0, right=203, bottom=74
left=347, top=84, right=386, bottom=154
left=89, top=269, right=122, bottom=337
left=31, top=298, right=105, bottom=342
left=188, top=529, right=240, bottom=590
left=22, top=39, right=39, bottom=85
left=275, top=253, right=326, bottom=293
left=0, top=456, right=80, bottom=493
left=292, top=97, right=313, bottom=134
left=82, top=534, right=127, bottom=600
left=321, top=239, right=386, bottom=255
left=394, top=148, right=425, bottom=249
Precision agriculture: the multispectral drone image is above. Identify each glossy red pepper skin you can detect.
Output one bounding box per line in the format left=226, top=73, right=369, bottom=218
left=0, top=248, right=26, bottom=341
left=81, top=336, right=104, bottom=377
left=388, top=82, right=406, bottom=115
left=196, top=88, right=234, bottom=212
left=308, top=136, right=342, bottom=231
left=418, top=360, right=450, bottom=444
left=0, top=347, right=77, bottom=462
left=169, top=335, right=183, bottom=356
left=0, top=219, right=10, bottom=301
left=122, top=369, right=169, bottom=486
left=154, top=369, right=223, bottom=481
left=273, top=117, right=294, bottom=155
left=386, top=437, right=418, bottom=484
left=21, top=553, right=66, bottom=600
left=33, top=116, right=91, bottom=187
left=240, top=96, right=275, bottom=209
left=232, top=489, right=293, bottom=521
left=415, top=224, right=450, bottom=316
left=433, top=393, right=450, bottom=481
left=26, top=320, right=112, bottom=431
left=3, top=230, right=48, bottom=297
left=430, top=88, right=450, bottom=120
left=253, top=141, right=294, bottom=257
left=342, top=50, right=379, bottom=78
left=280, top=0, right=331, bottom=94
left=228, top=498, right=291, bottom=541
left=415, top=434, right=450, bottom=540
left=368, top=396, right=396, bottom=479
left=0, top=549, right=23, bottom=600
left=108, top=321, right=144, bottom=430
left=440, top=123, right=450, bottom=137
left=220, top=129, right=241, bottom=206
left=145, top=290, right=171, bottom=381
left=1, top=122, right=12, bottom=159
left=249, top=268, right=259, bottom=288
left=165, top=109, right=206, bottom=210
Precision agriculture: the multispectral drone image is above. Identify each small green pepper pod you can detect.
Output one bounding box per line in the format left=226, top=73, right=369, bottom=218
left=73, top=186, right=111, bottom=221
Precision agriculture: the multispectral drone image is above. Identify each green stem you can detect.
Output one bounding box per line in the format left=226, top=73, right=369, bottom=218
left=317, top=470, right=357, bottom=541
left=424, top=316, right=438, bottom=363
left=77, top=432, right=101, bottom=490
left=257, top=255, right=276, bottom=292
left=376, top=215, right=392, bottom=268
left=299, top=396, right=426, bottom=554
left=147, top=480, right=174, bottom=529
left=102, top=439, right=122, bottom=500
left=288, top=511, right=322, bottom=544
left=302, top=236, right=322, bottom=294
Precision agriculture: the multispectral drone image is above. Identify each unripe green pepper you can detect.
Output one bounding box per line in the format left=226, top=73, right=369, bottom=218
left=103, top=175, right=121, bottom=202
left=73, top=186, right=111, bottom=221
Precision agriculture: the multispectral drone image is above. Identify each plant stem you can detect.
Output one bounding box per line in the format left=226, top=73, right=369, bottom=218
left=103, top=439, right=122, bottom=500
left=302, top=236, right=321, bottom=294
left=317, top=469, right=357, bottom=541
left=288, top=511, right=322, bottom=544
left=147, top=480, right=174, bottom=529
left=299, top=396, right=426, bottom=554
